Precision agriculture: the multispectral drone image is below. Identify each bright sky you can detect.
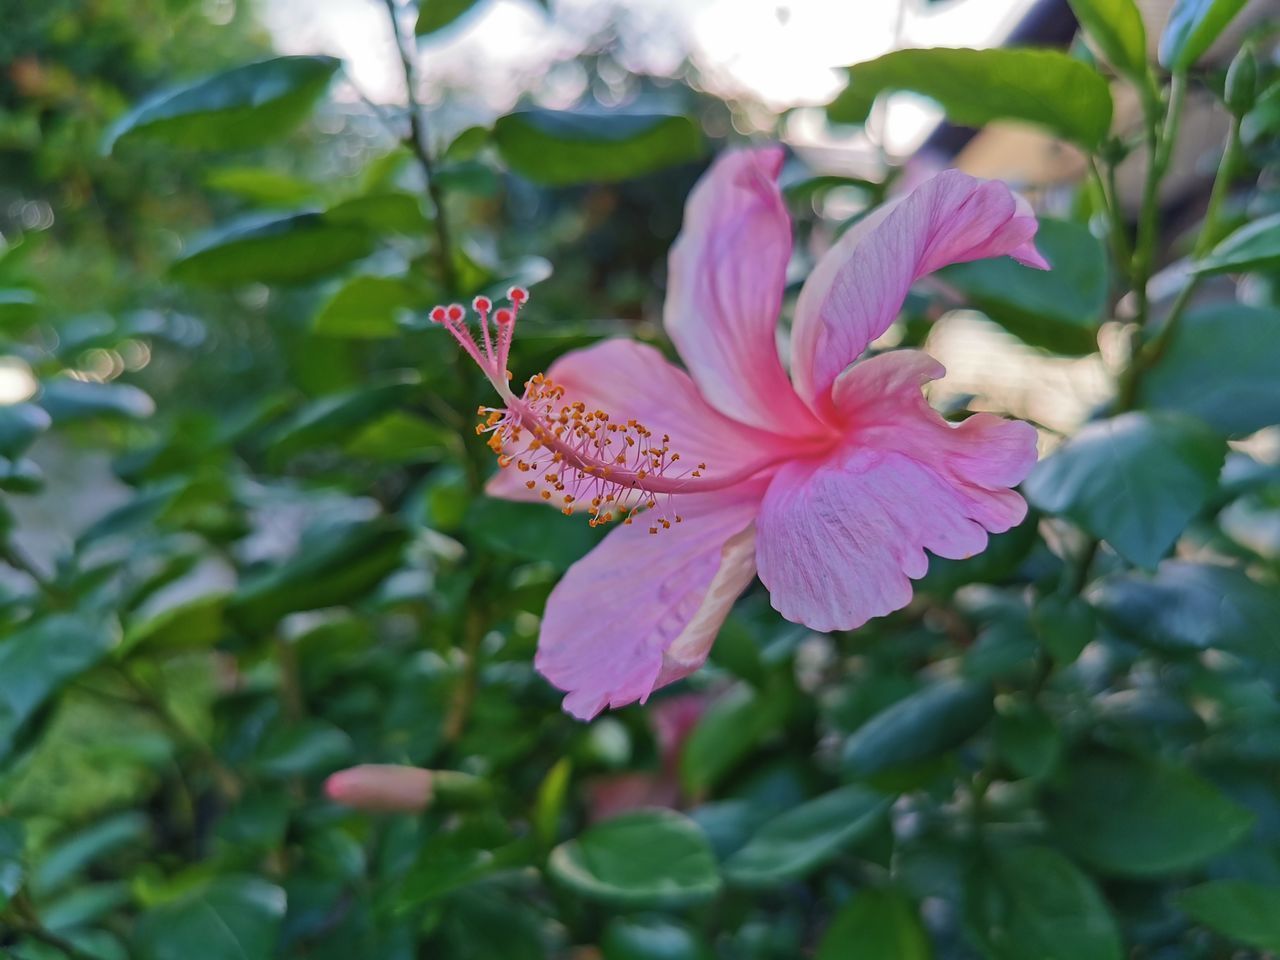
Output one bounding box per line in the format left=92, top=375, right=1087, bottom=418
left=262, top=0, right=1038, bottom=154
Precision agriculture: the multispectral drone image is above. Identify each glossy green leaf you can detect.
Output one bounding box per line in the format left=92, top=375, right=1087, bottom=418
left=39, top=378, right=155, bottom=423
left=313, top=275, right=421, bottom=338
left=462, top=497, right=602, bottom=571
left=171, top=211, right=375, bottom=286
left=122, top=593, right=226, bottom=655
left=227, top=516, right=408, bottom=633
left=1139, top=305, right=1280, bottom=437
left=827, top=47, right=1113, bottom=147
left=993, top=699, right=1061, bottom=780
left=941, top=218, right=1108, bottom=354
left=966, top=845, right=1122, bottom=960
left=1179, top=880, right=1280, bottom=952
left=134, top=875, right=286, bottom=960
left=1159, top=0, right=1249, bottom=70
left=344, top=411, right=451, bottom=462
left=1044, top=751, right=1253, bottom=876
left=0, top=614, right=119, bottom=761
left=1032, top=594, right=1096, bottom=664
left=416, top=0, right=486, bottom=36
left=1193, top=212, right=1280, bottom=276
left=0, top=818, right=23, bottom=909
left=264, top=374, right=421, bottom=461
left=724, top=785, right=891, bottom=887
left=1023, top=412, right=1226, bottom=569
left=548, top=810, right=721, bottom=907
left=0, top=403, right=51, bottom=457
left=39, top=882, right=132, bottom=932
left=680, top=684, right=786, bottom=795
left=106, top=56, right=340, bottom=151
left=253, top=719, right=353, bottom=779
left=843, top=678, right=993, bottom=778
left=494, top=109, right=704, bottom=186
left=324, top=192, right=428, bottom=235
left=1091, top=561, right=1280, bottom=663
left=1067, top=0, right=1148, bottom=78
left=603, top=916, right=713, bottom=960
left=32, top=813, right=149, bottom=896
left=204, top=166, right=316, bottom=206
left=817, top=888, right=932, bottom=960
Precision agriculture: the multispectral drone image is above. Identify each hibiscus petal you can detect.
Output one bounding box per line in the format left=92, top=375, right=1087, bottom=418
left=664, top=147, right=823, bottom=437
left=536, top=489, right=762, bottom=720
left=756, top=350, right=1037, bottom=633
left=486, top=338, right=779, bottom=501
left=790, top=170, right=1047, bottom=417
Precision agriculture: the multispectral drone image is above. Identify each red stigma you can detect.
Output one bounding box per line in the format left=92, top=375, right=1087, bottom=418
left=495, top=308, right=514, bottom=325
left=447, top=304, right=464, bottom=323
left=429, top=306, right=447, bottom=323
left=473, top=296, right=492, bottom=312
left=508, top=286, right=528, bottom=305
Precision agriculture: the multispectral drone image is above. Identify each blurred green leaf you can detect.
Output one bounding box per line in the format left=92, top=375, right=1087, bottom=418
left=264, top=374, right=421, bottom=461
left=1024, top=412, right=1226, bottom=569
left=227, top=516, right=408, bottom=634
left=1139, top=305, right=1280, bottom=437
left=171, top=211, right=375, bottom=286
left=533, top=758, right=572, bottom=850
left=1159, top=0, right=1249, bottom=70
left=0, top=818, right=23, bottom=909
left=547, top=810, right=721, bottom=907
left=1178, top=880, right=1280, bottom=952
left=39, top=882, right=132, bottom=933
left=494, top=109, right=704, bottom=186
left=122, top=594, right=226, bottom=656
left=603, top=916, right=713, bottom=960
left=39, top=379, right=155, bottom=423
left=313, top=275, right=422, bottom=339
left=253, top=719, right=353, bottom=779
left=0, top=456, right=43, bottom=494
left=680, top=684, right=786, bottom=796
left=0, top=403, right=51, bottom=458
left=1032, top=594, right=1096, bottom=664
left=723, top=785, right=891, bottom=888
left=1067, top=0, right=1148, bottom=78
left=32, top=813, right=148, bottom=897
left=1193, top=212, right=1280, bottom=276
left=827, top=47, right=1113, bottom=147
left=966, top=845, right=1121, bottom=960
left=941, top=219, right=1107, bottom=354
left=0, top=288, right=39, bottom=324
left=105, top=56, right=340, bottom=152
left=344, top=411, right=451, bottom=462
left=416, top=0, right=486, bottom=37
left=0, top=614, right=119, bottom=761
left=1045, top=751, right=1253, bottom=876
left=816, top=888, right=932, bottom=960
left=993, top=699, right=1060, bottom=780
left=204, top=166, right=317, bottom=206
left=134, top=875, right=286, bottom=960
left=1091, top=561, right=1280, bottom=663
left=324, top=192, right=429, bottom=235
left=842, top=678, right=992, bottom=778
left=463, top=498, right=602, bottom=570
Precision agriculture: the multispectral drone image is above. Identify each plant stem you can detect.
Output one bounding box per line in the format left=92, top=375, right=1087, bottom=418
left=1194, top=114, right=1242, bottom=258
left=381, top=0, right=459, bottom=294
left=1088, top=156, right=1132, bottom=268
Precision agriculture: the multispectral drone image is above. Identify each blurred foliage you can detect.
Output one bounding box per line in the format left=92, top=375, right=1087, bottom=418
left=1, top=0, right=1279, bottom=958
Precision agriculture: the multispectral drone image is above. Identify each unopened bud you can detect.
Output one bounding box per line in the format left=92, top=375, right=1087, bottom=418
left=1225, top=44, right=1258, bottom=117
left=324, top=764, right=433, bottom=813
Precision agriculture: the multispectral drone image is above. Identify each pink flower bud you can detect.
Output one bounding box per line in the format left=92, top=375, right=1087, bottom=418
left=324, top=765, right=433, bottom=813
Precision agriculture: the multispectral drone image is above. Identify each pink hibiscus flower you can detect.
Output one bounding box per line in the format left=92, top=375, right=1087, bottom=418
left=433, top=146, right=1046, bottom=720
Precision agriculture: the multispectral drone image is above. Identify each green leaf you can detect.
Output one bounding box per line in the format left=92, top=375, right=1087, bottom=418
left=134, top=875, right=286, bottom=960
left=843, top=678, right=993, bottom=778
left=344, top=411, right=451, bottom=463
left=31, top=812, right=148, bottom=896
left=966, top=845, right=1122, bottom=960
left=416, top=0, right=486, bottom=36
left=264, top=374, right=421, bottom=461
left=547, top=810, right=721, bottom=908
left=827, top=47, right=1113, bottom=147
left=679, top=684, right=786, bottom=795
left=204, top=166, right=317, bottom=206
left=1179, top=880, right=1280, bottom=952
left=171, top=211, right=375, bottom=286
left=1159, top=0, right=1249, bottom=70
left=0, top=288, right=39, bottom=325
left=1044, top=751, right=1253, bottom=876
left=1067, top=0, right=1148, bottom=78
left=1023, top=412, right=1226, bottom=569
left=227, top=516, right=408, bottom=634
left=324, top=192, right=428, bottom=235
left=0, top=403, right=51, bottom=458
left=0, top=818, right=23, bottom=909
left=39, top=379, right=155, bottom=423
left=253, top=719, right=353, bottom=779
left=940, top=218, right=1107, bottom=354
left=463, top=497, right=602, bottom=571
left=0, top=614, right=119, bottom=761
left=0, top=456, right=43, bottom=494
left=723, top=785, right=891, bottom=888
left=106, top=56, right=340, bottom=152
left=122, top=593, right=226, bottom=656
left=494, top=109, right=704, bottom=186
left=1032, top=594, right=1096, bottom=664
left=313, top=275, right=421, bottom=339
left=603, top=916, right=713, bottom=960
left=1193, top=211, right=1280, bottom=276
left=1138, top=304, right=1280, bottom=437
left=993, top=699, right=1061, bottom=780
left=1091, top=560, right=1280, bottom=663
left=533, top=758, right=572, bottom=850
left=817, top=888, right=933, bottom=960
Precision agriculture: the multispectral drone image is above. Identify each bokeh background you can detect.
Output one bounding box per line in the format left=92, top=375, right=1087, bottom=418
left=2, top=0, right=1279, bottom=957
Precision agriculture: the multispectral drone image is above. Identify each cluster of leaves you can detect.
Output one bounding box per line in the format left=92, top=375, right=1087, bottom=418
left=1, top=0, right=1279, bottom=957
